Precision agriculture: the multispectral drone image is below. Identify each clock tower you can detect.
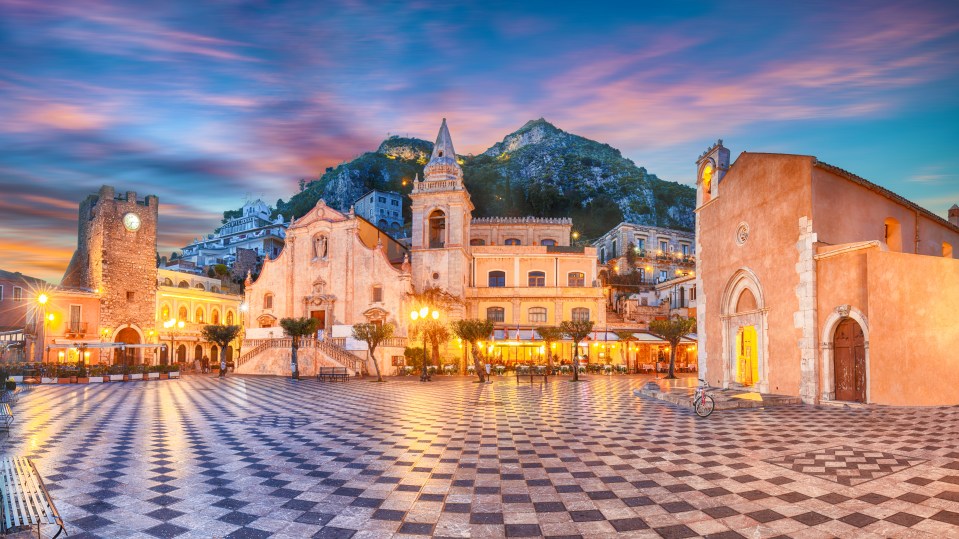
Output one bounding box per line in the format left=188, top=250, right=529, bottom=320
left=62, top=185, right=159, bottom=361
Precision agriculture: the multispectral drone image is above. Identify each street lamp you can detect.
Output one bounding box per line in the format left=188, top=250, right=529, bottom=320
left=163, top=319, right=185, bottom=366
left=410, top=306, right=440, bottom=382
left=36, top=293, right=49, bottom=363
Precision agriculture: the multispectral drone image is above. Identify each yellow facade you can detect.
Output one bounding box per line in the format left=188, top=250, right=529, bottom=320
left=156, top=269, right=243, bottom=364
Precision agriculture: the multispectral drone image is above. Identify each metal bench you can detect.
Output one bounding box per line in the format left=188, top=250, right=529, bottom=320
left=0, top=456, right=65, bottom=538
left=0, top=404, right=12, bottom=431
left=317, top=367, right=349, bottom=382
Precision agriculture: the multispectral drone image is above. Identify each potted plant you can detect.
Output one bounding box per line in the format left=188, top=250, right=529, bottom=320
left=88, top=365, right=104, bottom=383
left=127, top=364, right=144, bottom=381
left=169, top=363, right=180, bottom=379
left=159, top=364, right=170, bottom=380
left=147, top=365, right=161, bottom=380
left=108, top=364, right=125, bottom=382
left=76, top=362, right=90, bottom=384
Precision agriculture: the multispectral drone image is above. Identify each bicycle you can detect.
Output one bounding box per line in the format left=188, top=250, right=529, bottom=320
left=693, top=378, right=715, bottom=417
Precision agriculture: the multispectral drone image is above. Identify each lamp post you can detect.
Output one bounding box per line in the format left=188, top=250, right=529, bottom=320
left=36, top=293, right=49, bottom=363
left=163, top=319, right=185, bottom=366
left=410, top=306, right=439, bottom=382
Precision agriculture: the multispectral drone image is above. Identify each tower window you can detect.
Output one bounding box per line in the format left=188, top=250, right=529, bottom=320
left=126, top=291, right=135, bottom=302
left=429, top=210, right=446, bottom=248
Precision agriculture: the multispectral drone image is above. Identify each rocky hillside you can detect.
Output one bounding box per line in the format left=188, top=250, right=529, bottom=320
left=270, top=119, right=695, bottom=240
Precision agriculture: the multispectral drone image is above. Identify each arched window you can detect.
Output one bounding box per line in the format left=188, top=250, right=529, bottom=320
left=943, top=242, right=953, bottom=258
left=372, top=286, right=383, bottom=303
left=486, top=307, right=505, bottom=322
left=505, top=238, right=521, bottom=246
left=528, top=307, right=547, bottom=323
left=377, top=219, right=388, bottom=228
left=470, top=238, right=486, bottom=246
left=195, top=308, right=205, bottom=324
left=528, top=271, right=546, bottom=287
left=212, top=309, right=220, bottom=325
left=488, top=271, right=506, bottom=287
left=162, top=277, right=173, bottom=286
left=178, top=280, right=189, bottom=289
left=429, top=210, right=446, bottom=248
left=264, top=293, right=274, bottom=310
left=571, top=308, right=590, bottom=322
left=195, top=283, right=206, bottom=291
left=226, top=311, right=234, bottom=325
left=540, top=239, right=556, bottom=247
left=568, top=272, right=585, bottom=287
left=161, top=305, right=170, bottom=320
left=884, top=218, right=902, bottom=252
left=313, top=234, right=328, bottom=259
left=178, top=306, right=189, bottom=321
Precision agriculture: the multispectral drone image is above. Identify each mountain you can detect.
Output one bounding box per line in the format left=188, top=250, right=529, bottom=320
left=271, top=119, right=695, bottom=240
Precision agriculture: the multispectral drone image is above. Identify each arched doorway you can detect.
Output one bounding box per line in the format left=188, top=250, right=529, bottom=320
left=211, top=345, right=219, bottom=365
left=720, top=269, right=769, bottom=392
left=834, top=318, right=866, bottom=402
left=176, top=344, right=186, bottom=363
left=226, top=346, right=233, bottom=363
left=115, top=327, right=141, bottom=366
left=194, top=344, right=203, bottom=361
left=159, top=346, right=169, bottom=364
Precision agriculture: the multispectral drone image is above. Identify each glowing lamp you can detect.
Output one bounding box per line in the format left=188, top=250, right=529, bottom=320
left=47, top=313, right=55, bottom=322
left=37, top=293, right=49, bottom=305
left=419, top=306, right=429, bottom=318
left=431, top=310, right=439, bottom=320
left=410, top=311, right=419, bottom=321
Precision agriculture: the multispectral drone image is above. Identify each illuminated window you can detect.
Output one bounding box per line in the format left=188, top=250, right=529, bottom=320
left=178, top=306, right=188, bottom=321
left=226, top=311, right=234, bottom=325
left=568, top=272, right=585, bottom=287
left=161, top=305, right=170, bottom=320
left=571, top=308, right=590, bottom=322
left=528, top=307, right=547, bottom=323
left=488, top=271, right=506, bottom=287
left=884, top=218, right=902, bottom=252
left=212, top=310, right=220, bottom=325
left=486, top=307, right=505, bottom=322
left=528, top=271, right=546, bottom=287
left=195, top=308, right=204, bottom=324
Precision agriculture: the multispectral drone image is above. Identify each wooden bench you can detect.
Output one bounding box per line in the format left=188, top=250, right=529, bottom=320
left=0, top=404, right=12, bottom=431
left=0, top=457, right=65, bottom=538
left=515, top=366, right=549, bottom=383
left=317, top=367, right=349, bottom=382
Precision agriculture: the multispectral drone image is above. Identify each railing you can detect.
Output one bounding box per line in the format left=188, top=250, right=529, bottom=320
left=68, top=322, right=88, bottom=335
left=236, top=337, right=367, bottom=374
left=236, top=339, right=276, bottom=367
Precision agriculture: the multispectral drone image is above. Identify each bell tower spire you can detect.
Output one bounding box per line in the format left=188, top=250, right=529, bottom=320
left=423, top=118, right=463, bottom=183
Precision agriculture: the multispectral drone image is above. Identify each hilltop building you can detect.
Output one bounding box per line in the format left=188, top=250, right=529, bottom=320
left=179, top=199, right=287, bottom=268
left=695, top=141, right=959, bottom=406
left=241, top=119, right=607, bottom=375
left=353, top=190, right=404, bottom=232
left=592, top=222, right=695, bottom=283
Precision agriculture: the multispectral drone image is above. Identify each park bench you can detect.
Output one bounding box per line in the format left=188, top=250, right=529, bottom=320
left=515, top=366, right=549, bottom=383
left=317, top=367, right=349, bottom=382
left=0, top=456, right=65, bottom=538
left=0, top=404, right=12, bottom=431
left=0, top=388, right=20, bottom=404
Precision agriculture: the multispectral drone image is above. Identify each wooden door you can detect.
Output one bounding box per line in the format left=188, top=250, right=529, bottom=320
left=834, top=319, right=866, bottom=402
left=310, top=310, right=326, bottom=329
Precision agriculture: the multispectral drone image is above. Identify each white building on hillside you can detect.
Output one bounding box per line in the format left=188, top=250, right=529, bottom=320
left=179, top=200, right=287, bottom=267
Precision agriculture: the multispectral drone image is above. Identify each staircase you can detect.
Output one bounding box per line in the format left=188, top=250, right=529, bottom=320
left=237, top=338, right=367, bottom=376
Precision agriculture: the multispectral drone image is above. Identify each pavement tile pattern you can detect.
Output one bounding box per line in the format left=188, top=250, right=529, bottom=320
left=1, top=375, right=958, bottom=538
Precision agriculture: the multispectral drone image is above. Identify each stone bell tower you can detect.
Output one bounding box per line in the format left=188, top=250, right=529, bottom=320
left=409, top=119, right=474, bottom=299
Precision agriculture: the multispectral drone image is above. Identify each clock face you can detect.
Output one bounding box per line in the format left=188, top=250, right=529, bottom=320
left=123, top=212, right=141, bottom=231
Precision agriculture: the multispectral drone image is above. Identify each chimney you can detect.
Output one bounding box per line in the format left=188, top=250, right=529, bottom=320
left=949, top=204, right=959, bottom=227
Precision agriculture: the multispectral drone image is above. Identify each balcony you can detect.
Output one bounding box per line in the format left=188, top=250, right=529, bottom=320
left=67, top=322, right=89, bottom=337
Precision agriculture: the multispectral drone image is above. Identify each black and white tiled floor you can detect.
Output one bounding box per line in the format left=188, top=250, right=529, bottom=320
left=3, top=375, right=959, bottom=538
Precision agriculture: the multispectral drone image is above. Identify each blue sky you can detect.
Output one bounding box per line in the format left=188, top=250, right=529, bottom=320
left=1, top=0, right=957, bottom=281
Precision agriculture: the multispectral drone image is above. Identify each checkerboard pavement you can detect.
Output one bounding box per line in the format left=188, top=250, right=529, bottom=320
left=2, top=375, right=958, bottom=538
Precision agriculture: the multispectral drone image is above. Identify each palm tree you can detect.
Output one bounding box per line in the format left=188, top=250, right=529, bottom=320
left=560, top=320, right=594, bottom=381
left=451, top=319, right=494, bottom=383
left=201, top=325, right=242, bottom=378
left=352, top=323, right=395, bottom=382
left=536, top=326, right=564, bottom=373
left=614, top=330, right=636, bottom=373
left=649, top=315, right=697, bottom=379
left=279, top=317, right=321, bottom=380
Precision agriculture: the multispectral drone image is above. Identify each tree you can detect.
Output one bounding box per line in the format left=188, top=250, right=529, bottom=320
left=425, top=321, right=451, bottom=371
left=649, top=315, right=697, bottom=379
left=536, top=326, right=564, bottom=372
left=352, top=323, right=394, bottom=382
left=279, top=317, right=321, bottom=380
left=625, top=241, right=637, bottom=272
left=201, top=325, right=242, bottom=378
left=451, top=319, right=494, bottom=383
left=615, top=330, right=636, bottom=372
left=560, top=320, right=594, bottom=381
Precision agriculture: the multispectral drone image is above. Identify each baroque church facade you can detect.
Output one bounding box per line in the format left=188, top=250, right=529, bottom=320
left=241, top=120, right=605, bottom=375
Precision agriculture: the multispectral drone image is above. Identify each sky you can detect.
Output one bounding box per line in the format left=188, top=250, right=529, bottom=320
left=1, top=0, right=958, bottom=282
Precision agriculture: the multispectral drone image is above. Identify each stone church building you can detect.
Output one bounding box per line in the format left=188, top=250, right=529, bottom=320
left=241, top=119, right=604, bottom=375
left=695, top=141, right=959, bottom=406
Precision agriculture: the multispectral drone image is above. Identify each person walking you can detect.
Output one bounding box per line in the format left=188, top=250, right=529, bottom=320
left=485, top=362, right=492, bottom=383
left=201, top=355, right=209, bottom=374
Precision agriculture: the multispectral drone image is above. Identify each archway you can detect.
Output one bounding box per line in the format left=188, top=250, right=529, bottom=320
left=211, top=345, right=219, bottom=366
left=820, top=306, right=870, bottom=403
left=176, top=344, right=186, bottom=363
left=719, top=268, right=769, bottom=392
left=114, top=327, right=141, bottom=366
left=194, top=344, right=203, bottom=361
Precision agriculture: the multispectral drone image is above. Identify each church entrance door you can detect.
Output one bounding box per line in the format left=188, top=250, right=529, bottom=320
left=310, top=310, right=326, bottom=333
left=834, top=318, right=866, bottom=402
left=115, top=328, right=140, bottom=366
left=735, top=326, right=758, bottom=386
